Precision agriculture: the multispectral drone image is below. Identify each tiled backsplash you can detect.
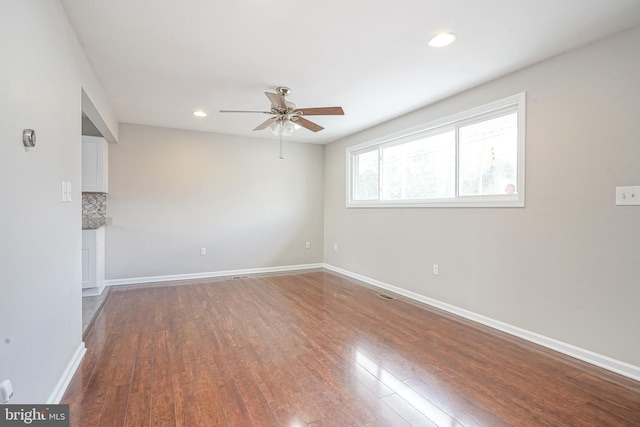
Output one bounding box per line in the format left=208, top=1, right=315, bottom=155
left=82, top=192, right=107, bottom=229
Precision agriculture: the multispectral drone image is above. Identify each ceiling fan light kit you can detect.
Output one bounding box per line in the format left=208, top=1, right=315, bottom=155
left=270, top=118, right=300, bottom=136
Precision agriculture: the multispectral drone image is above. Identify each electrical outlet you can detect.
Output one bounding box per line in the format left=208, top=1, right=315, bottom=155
left=334, top=243, right=338, bottom=251
left=200, top=248, right=206, bottom=256
left=433, top=264, right=439, bottom=275
left=616, top=186, right=640, bottom=206
left=305, top=242, right=311, bottom=249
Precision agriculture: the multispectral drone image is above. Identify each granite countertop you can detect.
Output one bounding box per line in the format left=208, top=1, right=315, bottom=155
left=82, top=192, right=107, bottom=230
left=82, top=220, right=106, bottom=230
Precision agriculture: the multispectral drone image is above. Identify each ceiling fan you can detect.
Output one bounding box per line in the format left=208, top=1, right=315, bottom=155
left=219, top=86, right=344, bottom=135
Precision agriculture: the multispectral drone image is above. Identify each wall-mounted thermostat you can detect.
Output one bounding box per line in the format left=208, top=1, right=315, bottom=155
left=23, top=129, right=36, bottom=147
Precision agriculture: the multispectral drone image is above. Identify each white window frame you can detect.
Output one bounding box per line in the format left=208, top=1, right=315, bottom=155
left=346, top=93, right=526, bottom=208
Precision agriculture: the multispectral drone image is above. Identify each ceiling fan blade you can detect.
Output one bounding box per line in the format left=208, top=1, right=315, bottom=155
left=294, top=117, right=324, bottom=132
left=296, top=106, right=344, bottom=116
left=219, top=110, right=272, bottom=114
left=253, top=117, right=277, bottom=131
left=265, top=92, right=286, bottom=110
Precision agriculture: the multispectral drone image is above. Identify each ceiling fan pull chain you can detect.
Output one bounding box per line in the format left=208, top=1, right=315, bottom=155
left=279, top=132, right=284, bottom=160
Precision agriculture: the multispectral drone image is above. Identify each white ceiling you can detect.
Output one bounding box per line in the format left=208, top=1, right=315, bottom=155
left=60, top=0, right=640, bottom=144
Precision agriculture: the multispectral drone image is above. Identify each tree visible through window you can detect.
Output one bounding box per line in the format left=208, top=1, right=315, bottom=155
left=459, top=112, right=518, bottom=197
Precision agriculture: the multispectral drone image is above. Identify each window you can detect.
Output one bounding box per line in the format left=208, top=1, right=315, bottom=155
left=347, top=93, right=525, bottom=207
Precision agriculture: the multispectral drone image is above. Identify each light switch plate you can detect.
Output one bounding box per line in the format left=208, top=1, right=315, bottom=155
left=61, top=181, right=72, bottom=202
left=616, top=186, right=640, bottom=206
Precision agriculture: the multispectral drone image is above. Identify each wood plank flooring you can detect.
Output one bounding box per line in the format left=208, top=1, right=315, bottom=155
left=62, top=270, right=640, bottom=426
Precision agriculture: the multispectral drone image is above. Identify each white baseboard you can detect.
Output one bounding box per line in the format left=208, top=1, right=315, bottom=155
left=323, top=264, right=640, bottom=382
left=47, top=342, right=86, bottom=404
left=105, top=263, right=324, bottom=287
left=82, top=284, right=105, bottom=297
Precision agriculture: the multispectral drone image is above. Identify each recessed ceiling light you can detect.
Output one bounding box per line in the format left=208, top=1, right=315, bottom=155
left=428, top=32, right=457, bottom=47
left=193, top=110, right=207, bottom=117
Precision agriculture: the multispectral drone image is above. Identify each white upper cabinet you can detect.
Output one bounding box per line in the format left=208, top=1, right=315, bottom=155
left=82, top=135, right=108, bottom=193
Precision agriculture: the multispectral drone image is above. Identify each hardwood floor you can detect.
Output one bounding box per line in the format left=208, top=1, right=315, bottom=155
left=62, top=270, right=640, bottom=426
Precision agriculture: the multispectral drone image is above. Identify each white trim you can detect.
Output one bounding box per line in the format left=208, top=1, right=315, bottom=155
left=349, top=93, right=526, bottom=152
left=346, top=194, right=522, bottom=209
left=47, top=342, right=86, bottom=404
left=104, top=263, right=324, bottom=286
left=323, top=264, right=640, bottom=382
left=82, top=283, right=106, bottom=297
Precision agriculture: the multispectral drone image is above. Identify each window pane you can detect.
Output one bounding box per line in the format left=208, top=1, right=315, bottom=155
left=354, top=150, right=379, bottom=200
left=382, top=130, right=455, bottom=200
left=459, top=113, right=518, bottom=196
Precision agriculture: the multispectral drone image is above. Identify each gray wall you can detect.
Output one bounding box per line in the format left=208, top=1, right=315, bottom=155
left=106, top=124, right=324, bottom=280
left=0, top=0, right=117, bottom=403
left=324, top=26, right=640, bottom=367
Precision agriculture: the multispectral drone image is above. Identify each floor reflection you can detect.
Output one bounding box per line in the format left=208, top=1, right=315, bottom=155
left=354, top=348, right=459, bottom=426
